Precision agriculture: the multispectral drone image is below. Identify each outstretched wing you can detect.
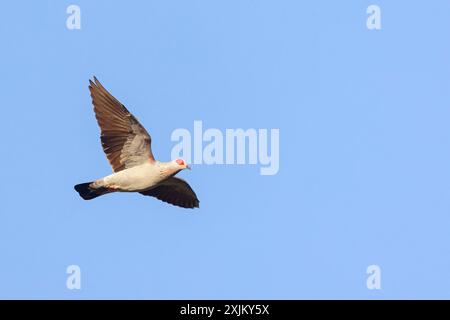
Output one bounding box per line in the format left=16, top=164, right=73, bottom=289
left=140, top=177, right=200, bottom=209
left=89, top=77, right=154, bottom=172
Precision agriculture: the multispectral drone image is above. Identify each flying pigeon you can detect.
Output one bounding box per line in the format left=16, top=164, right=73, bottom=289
left=74, top=77, right=199, bottom=209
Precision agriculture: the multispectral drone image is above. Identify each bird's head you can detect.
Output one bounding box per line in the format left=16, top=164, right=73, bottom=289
left=174, top=158, right=191, bottom=170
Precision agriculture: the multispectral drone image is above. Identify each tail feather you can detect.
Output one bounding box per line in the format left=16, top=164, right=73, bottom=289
left=74, top=182, right=110, bottom=200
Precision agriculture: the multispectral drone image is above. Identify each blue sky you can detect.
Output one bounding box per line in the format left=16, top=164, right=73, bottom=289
left=1, top=0, right=450, bottom=299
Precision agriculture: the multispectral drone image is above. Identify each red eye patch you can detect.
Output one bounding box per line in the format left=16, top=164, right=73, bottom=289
left=176, top=159, right=185, bottom=166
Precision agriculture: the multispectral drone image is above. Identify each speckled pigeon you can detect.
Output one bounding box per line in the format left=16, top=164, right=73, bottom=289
left=74, top=77, right=199, bottom=209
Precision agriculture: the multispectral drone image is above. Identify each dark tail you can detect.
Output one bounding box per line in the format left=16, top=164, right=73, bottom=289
left=74, top=182, right=110, bottom=200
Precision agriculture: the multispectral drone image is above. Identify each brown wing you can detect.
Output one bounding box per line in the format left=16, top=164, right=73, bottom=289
left=140, top=177, right=200, bottom=209
left=89, top=77, right=154, bottom=172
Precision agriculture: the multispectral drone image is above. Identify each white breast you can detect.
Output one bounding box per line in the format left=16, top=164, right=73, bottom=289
left=103, top=162, right=163, bottom=192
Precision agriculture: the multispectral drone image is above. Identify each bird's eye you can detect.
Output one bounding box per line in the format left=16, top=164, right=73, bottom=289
left=176, top=159, right=185, bottom=166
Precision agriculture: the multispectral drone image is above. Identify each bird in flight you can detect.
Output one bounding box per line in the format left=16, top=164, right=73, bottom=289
left=74, top=77, right=199, bottom=209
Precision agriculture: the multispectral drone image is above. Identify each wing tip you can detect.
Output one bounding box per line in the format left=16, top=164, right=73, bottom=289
left=88, top=78, right=96, bottom=92
left=89, top=76, right=112, bottom=98
left=88, top=76, right=100, bottom=88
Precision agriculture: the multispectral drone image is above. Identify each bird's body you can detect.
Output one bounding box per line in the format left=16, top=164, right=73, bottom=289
left=92, top=161, right=176, bottom=192
left=74, top=77, right=199, bottom=209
